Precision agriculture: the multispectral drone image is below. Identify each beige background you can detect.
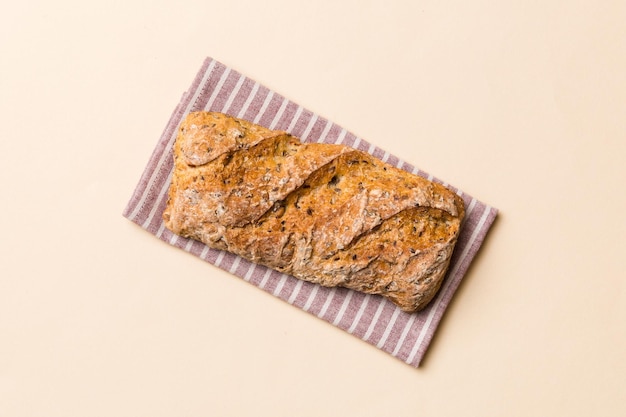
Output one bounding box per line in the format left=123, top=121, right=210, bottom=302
left=1, top=1, right=625, bottom=416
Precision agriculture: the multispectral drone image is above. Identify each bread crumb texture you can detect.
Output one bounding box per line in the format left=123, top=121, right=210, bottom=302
left=164, top=112, right=465, bottom=312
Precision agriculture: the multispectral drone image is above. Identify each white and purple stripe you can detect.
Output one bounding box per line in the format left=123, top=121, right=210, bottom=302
left=122, top=57, right=498, bottom=368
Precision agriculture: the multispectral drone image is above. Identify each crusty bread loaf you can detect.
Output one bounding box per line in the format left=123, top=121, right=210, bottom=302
left=163, top=111, right=465, bottom=312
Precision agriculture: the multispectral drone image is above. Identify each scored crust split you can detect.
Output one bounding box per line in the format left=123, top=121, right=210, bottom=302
left=163, top=112, right=465, bottom=312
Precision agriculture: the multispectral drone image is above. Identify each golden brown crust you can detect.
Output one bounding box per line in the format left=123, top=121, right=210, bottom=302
left=163, top=112, right=465, bottom=312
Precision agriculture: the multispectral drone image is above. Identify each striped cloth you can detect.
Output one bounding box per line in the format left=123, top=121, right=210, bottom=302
left=123, top=57, right=497, bottom=367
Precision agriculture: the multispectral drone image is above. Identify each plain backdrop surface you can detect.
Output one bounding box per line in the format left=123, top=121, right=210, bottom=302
left=1, top=1, right=625, bottom=416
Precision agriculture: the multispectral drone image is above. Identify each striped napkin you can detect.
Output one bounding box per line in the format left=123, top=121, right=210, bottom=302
left=123, top=57, right=497, bottom=367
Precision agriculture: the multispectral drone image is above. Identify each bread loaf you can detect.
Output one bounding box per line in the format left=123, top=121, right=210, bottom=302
left=163, top=112, right=465, bottom=312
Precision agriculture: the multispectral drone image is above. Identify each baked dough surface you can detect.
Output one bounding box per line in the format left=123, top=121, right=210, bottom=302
left=164, top=112, right=465, bottom=312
